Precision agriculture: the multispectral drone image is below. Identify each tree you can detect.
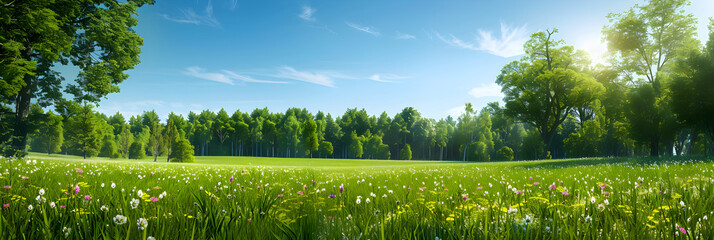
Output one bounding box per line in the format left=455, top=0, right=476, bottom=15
left=670, top=22, right=714, bottom=155
left=603, top=0, right=698, bottom=156
left=213, top=109, right=232, bottom=154
left=318, top=141, right=333, bottom=158
left=400, top=143, right=412, bottom=160
left=30, top=111, right=63, bottom=154
left=496, top=146, right=514, bottom=161
left=128, top=142, right=145, bottom=159
left=262, top=120, right=277, bottom=157
left=497, top=29, right=604, bottom=155
left=147, top=122, right=166, bottom=161
left=0, top=0, right=154, bottom=156
left=64, top=102, right=103, bottom=159
left=99, top=138, right=120, bottom=158
left=117, top=126, right=133, bottom=158
left=301, top=119, right=319, bottom=158
left=164, top=118, right=180, bottom=162
left=348, top=131, right=363, bottom=159
left=170, top=138, right=195, bottom=163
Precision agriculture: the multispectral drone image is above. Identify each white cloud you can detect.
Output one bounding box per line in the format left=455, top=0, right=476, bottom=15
left=299, top=6, right=316, bottom=22
left=437, top=22, right=529, bottom=58
left=446, top=105, right=465, bottom=117
left=183, top=66, right=234, bottom=85
left=395, top=32, right=416, bottom=40
left=476, top=23, right=529, bottom=58
left=183, top=66, right=287, bottom=85
left=346, top=22, right=380, bottom=36
left=275, top=66, right=335, bottom=87
left=368, top=74, right=406, bottom=83
left=468, top=83, right=504, bottom=98
left=160, top=0, right=220, bottom=27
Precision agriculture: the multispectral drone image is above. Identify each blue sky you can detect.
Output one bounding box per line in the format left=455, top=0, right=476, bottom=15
left=73, top=0, right=713, bottom=120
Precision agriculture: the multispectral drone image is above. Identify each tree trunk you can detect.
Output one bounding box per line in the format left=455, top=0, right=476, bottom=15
left=11, top=77, right=32, bottom=154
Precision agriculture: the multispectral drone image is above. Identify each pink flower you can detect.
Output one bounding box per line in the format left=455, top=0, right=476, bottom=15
left=150, top=172, right=154, bottom=175
left=477, top=186, right=483, bottom=190
left=277, top=194, right=283, bottom=198
left=76, top=169, right=83, bottom=173
left=60, top=205, right=66, bottom=209
left=2, top=186, right=9, bottom=189
left=444, top=188, right=448, bottom=192
left=22, top=176, right=28, bottom=180
left=2, top=203, right=9, bottom=208
left=303, top=185, right=308, bottom=189
left=600, top=184, right=607, bottom=189
left=297, top=191, right=304, bottom=195
left=339, top=186, right=344, bottom=193
left=462, top=195, right=468, bottom=200
left=603, top=192, right=610, bottom=195
left=328, top=216, right=333, bottom=220
left=247, top=218, right=252, bottom=222
left=257, top=186, right=261, bottom=189
left=229, top=176, right=234, bottom=182
left=241, top=170, right=245, bottom=174
left=74, top=186, right=80, bottom=194
left=679, top=228, right=686, bottom=234
left=533, top=182, right=540, bottom=186
left=549, top=184, right=557, bottom=190
left=562, top=191, right=570, bottom=196
left=84, top=195, right=91, bottom=200
left=658, top=190, right=662, bottom=193
left=515, top=190, right=523, bottom=195
left=150, top=197, right=159, bottom=202
left=529, top=177, right=533, bottom=180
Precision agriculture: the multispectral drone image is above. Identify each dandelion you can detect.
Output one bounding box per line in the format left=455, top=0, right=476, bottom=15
left=137, top=218, right=148, bottom=230
left=130, top=198, right=140, bottom=209
left=113, top=215, right=128, bottom=225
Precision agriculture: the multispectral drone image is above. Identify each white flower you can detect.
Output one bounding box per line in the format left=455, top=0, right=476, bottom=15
left=159, top=191, right=167, bottom=199
left=38, top=188, right=45, bottom=196
left=147, top=237, right=156, bottom=240
left=585, top=215, right=592, bottom=222
left=590, top=196, right=596, bottom=204
left=680, top=201, right=685, bottom=207
left=113, top=215, right=128, bottom=225
left=100, top=205, right=109, bottom=212
left=111, top=182, right=116, bottom=189
left=604, top=199, right=609, bottom=205
left=137, top=218, right=148, bottom=230
left=62, top=227, right=71, bottom=237
left=137, top=190, right=144, bottom=198
left=508, top=208, right=518, bottom=214
left=130, top=198, right=140, bottom=209
left=101, top=183, right=105, bottom=188
left=356, top=198, right=361, bottom=204
left=27, top=204, right=33, bottom=211
left=366, top=198, right=371, bottom=204
left=50, top=202, right=56, bottom=208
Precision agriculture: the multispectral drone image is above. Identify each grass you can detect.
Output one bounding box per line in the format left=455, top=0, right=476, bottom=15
left=1, top=153, right=713, bottom=239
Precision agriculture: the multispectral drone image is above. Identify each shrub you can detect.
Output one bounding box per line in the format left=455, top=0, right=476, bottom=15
left=128, top=142, right=145, bottom=159
left=400, top=144, right=412, bottom=160
left=170, top=139, right=195, bottom=163
left=496, top=146, right=514, bottom=161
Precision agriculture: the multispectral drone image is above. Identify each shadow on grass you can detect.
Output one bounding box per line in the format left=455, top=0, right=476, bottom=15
left=513, top=155, right=714, bottom=169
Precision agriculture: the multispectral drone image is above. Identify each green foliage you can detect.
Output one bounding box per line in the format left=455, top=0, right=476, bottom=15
left=521, top=129, right=545, bottom=160
left=147, top=123, right=166, bottom=161
left=564, top=119, right=606, bottom=158
left=496, top=146, right=514, bottom=161
left=64, top=102, right=104, bottom=159
left=301, top=119, right=319, bottom=157
left=348, top=132, right=363, bottom=159
left=400, top=144, right=412, bottom=160
left=29, top=110, right=64, bottom=154
left=170, top=138, right=195, bottom=163
left=128, top=142, right=145, bottom=159
left=99, top=138, right=121, bottom=159
left=117, top=126, right=133, bottom=158
left=318, top=141, right=333, bottom=158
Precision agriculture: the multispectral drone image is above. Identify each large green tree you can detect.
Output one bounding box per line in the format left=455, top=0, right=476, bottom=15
left=603, top=0, right=698, bottom=156
left=497, top=29, right=604, bottom=155
left=0, top=0, right=154, bottom=156
left=301, top=119, right=319, bottom=158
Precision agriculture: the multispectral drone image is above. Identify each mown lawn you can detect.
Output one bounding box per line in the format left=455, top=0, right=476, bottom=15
left=1, top=153, right=712, bottom=239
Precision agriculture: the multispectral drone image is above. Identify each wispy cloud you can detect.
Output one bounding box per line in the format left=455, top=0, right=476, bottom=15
left=275, top=66, right=335, bottom=87
left=160, top=0, right=220, bottom=27
left=346, top=22, right=380, bottom=36
left=437, top=22, right=529, bottom=58
left=299, top=6, right=316, bottom=22
left=369, top=74, right=407, bottom=83
left=468, top=83, right=504, bottom=98
left=183, top=66, right=287, bottom=85
left=395, top=32, right=416, bottom=40
left=228, top=0, right=238, bottom=11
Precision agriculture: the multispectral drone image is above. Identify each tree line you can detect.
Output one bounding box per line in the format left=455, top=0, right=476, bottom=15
left=2, top=0, right=713, bottom=160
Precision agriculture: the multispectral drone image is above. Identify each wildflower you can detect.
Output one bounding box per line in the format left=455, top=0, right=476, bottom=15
left=680, top=201, right=685, bottom=207
left=603, top=199, right=609, bottom=205
left=598, top=204, right=605, bottom=211
left=2, top=186, right=9, bottom=189
left=159, top=191, right=167, bottom=199
left=63, top=227, right=71, bottom=237
left=138, top=190, right=144, bottom=198
left=297, top=191, right=304, bottom=195
left=603, top=191, right=610, bottom=195
left=590, top=196, right=596, bottom=204
left=50, top=202, right=56, bottom=208
left=524, top=214, right=533, bottom=225
left=76, top=169, right=83, bottom=174
left=101, top=183, right=105, bottom=188
left=562, top=191, right=570, bottom=196
left=328, top=194, right=336, bottom=198
left=515, top=190, right=523, bottom=195
left=2, top=203, right=8, bottom=208
left=356, top=198, right=361, bottom=204
left=74, top=185, right=80, bottom=194
left=477, top=186, right=483, bottom=190
left=38, top=188, right=45, bottom=196
left=247, top=218, right=252, bottom=222
left=84, top=195, right=92, bottom=200
left=533, top=182, right=540, bottom=186
left=137, top=218, right=148, bottom=230
left=147, top=237, right=156, bottom=240
left=22, top=176, right=29, bottom=180
left=100, top=205, right=109, bottom=212
left=366, top=198, right=371, bottom=204
left=549, top=184, right=556, bottom=190
left=277, top=194, right=283, bottom=198
left=230, top=176, right=234, bottom=182
left=27, top=204, right=33, bottom=211
left=113, top=215, right=128, bottom=225
left=600, top=184, right=607, bottom=189
left=585, top=215, right=592, bottom=222
left=111, top=183, right=116, bottom=188
left=679, top=228, right=686, bottom=234
left=508, top=208, right=518, bottom=214
left=339, top=186, right=344, bottom=193
left=150, top=197, right=159, bottom=202
left=462, top=195, right=468, bottom=201
left=130, top=198, right=140, bottom=209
